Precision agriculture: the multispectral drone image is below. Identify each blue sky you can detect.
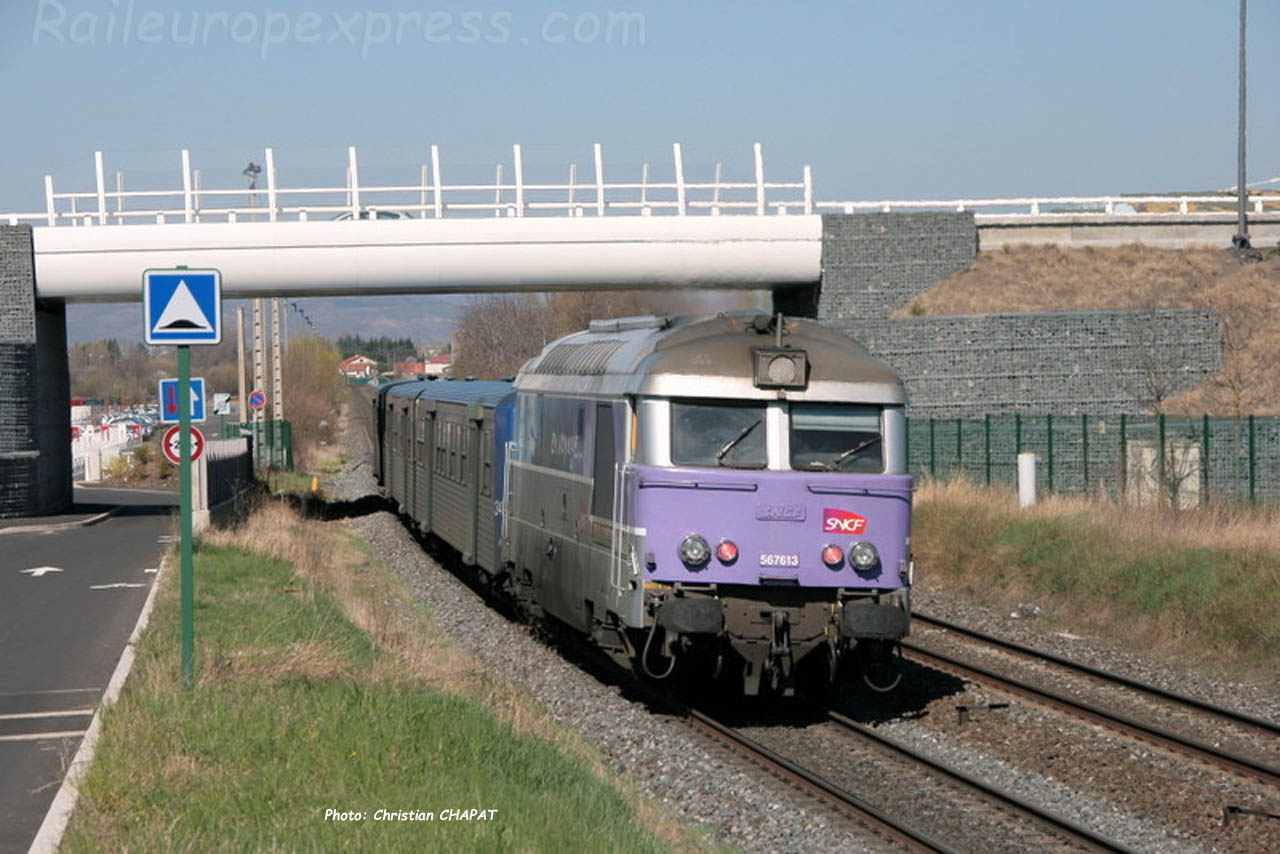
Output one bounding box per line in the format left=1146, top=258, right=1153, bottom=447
left=2, top=0, right=1276, bottom=341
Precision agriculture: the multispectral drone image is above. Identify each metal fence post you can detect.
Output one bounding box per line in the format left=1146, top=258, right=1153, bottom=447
left=1201, top=414, right=1210, bottom=505
left=984, top=414, right=991, bottom=486
left=955, top=417, right=962, bottom=475
left=1015, top=413, right=1022, bottom=454
left=1081, top=414, right=1089, bottom=496
left=928, top=417, right=936, bottom=479
left=1248, top=414, right=1256, bottom=504
left=1119, top=414, right=1127, bottom=498
left=1046, top=413, right=1054, bottom=493
left=1158, top=413, right=1167, bottom=504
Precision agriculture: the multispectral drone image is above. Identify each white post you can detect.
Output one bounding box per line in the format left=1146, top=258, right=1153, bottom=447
left=753, top=142, right=765, bottom=215
left=95, top=150, right=107, bottom=225
left=512, top=143, right=524, bottom=217
left=567, top=163, right=576, bottom=210
left=265, top=147, right=277, bottom=222
left=493, top=163, right=504, bottom=217
left=193, top=169, right=202, bottom=222
left=711, top=162, right=722, bottom=216
left=673, top=143, right=686, bottom=216
left=430, top=145, right=443, bottom=218
left=593, top=143, right=605, bottom=216
left=803, top=165, right=813, bottom=215
left=1017, top=452, right=1038, bottom=508
left=640, top=163, right=649, bottom=215
left=44, top=175, right=55, bottom=225
left=347, top=146, right=360, bottom=216
left=115, top=171, right=125, bottom=224
left=181, top=149, right=193, bottom=223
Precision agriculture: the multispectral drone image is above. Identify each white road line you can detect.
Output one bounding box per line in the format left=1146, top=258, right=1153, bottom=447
left=90, top=583, right=148, bottom=590
left=144, top=567, right=158, bottom=574
left=0, top=731, right=86, bottom=742
left=0, top=710, right=93, bottom=721
left=0, top=688, right=99, bottom=698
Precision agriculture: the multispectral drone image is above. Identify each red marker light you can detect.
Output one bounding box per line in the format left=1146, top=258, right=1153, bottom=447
left=716, top=540, right=739, bottom=564
left=822, top=545, right=844, bottom=568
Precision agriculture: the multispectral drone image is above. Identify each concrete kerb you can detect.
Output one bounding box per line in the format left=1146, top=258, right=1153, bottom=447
left=0, top=505, right=123, bottom=536
left=26, top=548, right=169, bottom=854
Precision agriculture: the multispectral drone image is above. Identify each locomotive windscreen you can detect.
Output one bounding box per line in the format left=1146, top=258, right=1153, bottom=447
left=789, top=404, right=883, bottom=473
left=670, top=400, right=767, bottom=468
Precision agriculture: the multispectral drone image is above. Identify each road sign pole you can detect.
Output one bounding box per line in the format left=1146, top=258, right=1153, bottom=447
left=178, top=344, right=194, bottom=691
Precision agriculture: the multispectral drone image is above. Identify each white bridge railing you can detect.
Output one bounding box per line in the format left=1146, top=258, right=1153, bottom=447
left=4, top=143, right=814, bottom=226
left=3, top=144, right=1276, bottom=226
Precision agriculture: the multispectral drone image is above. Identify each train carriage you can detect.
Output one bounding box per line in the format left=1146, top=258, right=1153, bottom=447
left=374, top=312, right=914, bottom=696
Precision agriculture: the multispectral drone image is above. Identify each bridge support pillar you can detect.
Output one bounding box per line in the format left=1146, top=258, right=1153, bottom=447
left=1, top=226, right=71, bottom=517
left=774, top=213, right=977, bottom=322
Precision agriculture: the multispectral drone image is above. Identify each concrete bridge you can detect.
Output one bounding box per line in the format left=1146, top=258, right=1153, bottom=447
left=2, top=143, right=1271, bottom=516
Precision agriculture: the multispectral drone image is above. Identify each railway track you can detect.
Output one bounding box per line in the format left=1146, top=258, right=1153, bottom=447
left=690, top=705, right=1137, bottom=853
left=687, top=709, right=955, bottom=853
left=908, top=612, right=1280, bottom=788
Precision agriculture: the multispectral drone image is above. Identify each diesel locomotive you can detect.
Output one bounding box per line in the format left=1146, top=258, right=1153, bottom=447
left=370, top=312, right=913, bottom=696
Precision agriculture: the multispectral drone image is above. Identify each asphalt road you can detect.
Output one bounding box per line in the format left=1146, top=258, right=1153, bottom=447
left=0, top=487, right=175, bottom=854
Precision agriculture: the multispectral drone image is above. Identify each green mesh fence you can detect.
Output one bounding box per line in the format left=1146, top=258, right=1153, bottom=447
left=223, top=420, right=293, bottom=471
left=907, top=414, right=1278, bottom=505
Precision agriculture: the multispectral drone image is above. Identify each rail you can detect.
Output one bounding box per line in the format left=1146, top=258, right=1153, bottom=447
left=3, top=143, right=813, bottom=226
left=5, top=144, right=1276, bottom=227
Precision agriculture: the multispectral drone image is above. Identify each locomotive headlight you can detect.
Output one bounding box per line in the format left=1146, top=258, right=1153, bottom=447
left=716, top=540, right=739, bottom=564
left=821, top=544, right=844, bottom=569
left=848, top=541, right=880, bottom=571
left=679, top=534, right=711, bottom=567
left=751, top=347, right=808, bottom=390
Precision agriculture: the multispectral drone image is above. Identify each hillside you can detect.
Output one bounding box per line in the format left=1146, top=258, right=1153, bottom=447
left=895, top=245, right=1280, bottom=416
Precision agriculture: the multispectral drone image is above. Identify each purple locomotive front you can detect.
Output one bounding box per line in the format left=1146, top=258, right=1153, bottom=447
left=510, top=313, right=913, bottom=696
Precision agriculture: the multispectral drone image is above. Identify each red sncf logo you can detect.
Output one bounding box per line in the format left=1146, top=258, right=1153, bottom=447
left=823, top=508, right=867, bottom=534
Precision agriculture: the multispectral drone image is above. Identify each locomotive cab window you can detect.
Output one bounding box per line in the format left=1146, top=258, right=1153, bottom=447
left=670, top=400, right=767, bottom=469
left=789, top=404, right=883, bottom=473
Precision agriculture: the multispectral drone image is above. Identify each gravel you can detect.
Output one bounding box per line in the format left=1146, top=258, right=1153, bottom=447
left=330, top=416, right=1280, bottom=852
left=332, top=431, right=886, bottom=853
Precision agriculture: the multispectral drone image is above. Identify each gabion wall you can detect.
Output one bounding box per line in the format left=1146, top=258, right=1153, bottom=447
left=818, top=212, right=978, bottom=321
left=838, top=310, right=1222, bottom=418
left=0, top=226, right=70, bottom=517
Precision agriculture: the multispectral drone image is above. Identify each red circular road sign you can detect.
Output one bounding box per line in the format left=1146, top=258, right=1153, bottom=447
left=162, top=425, right=205, bottom=464
left=249, top=389, right=267, bottom=410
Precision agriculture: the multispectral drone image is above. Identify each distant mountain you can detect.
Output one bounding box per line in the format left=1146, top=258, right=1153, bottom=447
left=68, top=294, right=467, bottom=348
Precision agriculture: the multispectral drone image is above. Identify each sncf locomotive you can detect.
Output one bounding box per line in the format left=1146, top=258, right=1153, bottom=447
left=370, top=312, right=913, bottom=696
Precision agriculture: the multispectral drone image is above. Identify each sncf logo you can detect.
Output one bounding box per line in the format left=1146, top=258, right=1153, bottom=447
left=822, top=508, right=868, bottom=534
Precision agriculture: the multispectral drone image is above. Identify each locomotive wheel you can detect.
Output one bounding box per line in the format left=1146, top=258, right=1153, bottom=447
left=860, top=643, right=904, bottom=693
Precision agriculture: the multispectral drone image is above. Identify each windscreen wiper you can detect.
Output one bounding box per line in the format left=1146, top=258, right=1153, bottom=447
left=828, top=435, right=881, bottom=469
left=715, top=419, right=761, bottom=464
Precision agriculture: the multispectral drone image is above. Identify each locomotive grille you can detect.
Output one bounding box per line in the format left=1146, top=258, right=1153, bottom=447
left=533, top=341, right=626, bottom=375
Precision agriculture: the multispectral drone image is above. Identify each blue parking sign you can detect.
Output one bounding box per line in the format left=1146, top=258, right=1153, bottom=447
left=144, top=269, right=221, bottom=345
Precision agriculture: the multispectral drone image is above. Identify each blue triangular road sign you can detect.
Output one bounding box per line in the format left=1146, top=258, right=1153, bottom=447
left=144, top=269, right=221, bottom=345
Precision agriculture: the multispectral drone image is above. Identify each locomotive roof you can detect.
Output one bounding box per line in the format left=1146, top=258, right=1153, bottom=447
left=383, top=379, right=513, bottom=408
left=515, top=312, right=906, bottom=404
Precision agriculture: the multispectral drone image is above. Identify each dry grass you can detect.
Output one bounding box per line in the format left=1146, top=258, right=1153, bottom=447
left=203, top=501, right=705, bottom=852
left=897, top=245, right=1280, bottom=415
left=912, top=478, right=1280, bottom=683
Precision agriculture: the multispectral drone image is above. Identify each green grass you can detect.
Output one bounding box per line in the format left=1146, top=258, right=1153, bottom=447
left=64, top=540, right=670, bottom=853
left=913, top=482, right=1280, bottom=677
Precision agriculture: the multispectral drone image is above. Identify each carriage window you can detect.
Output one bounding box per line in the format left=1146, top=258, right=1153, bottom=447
left=790, top=404, right=882, bottom=473
left=671, top=400, right=766, bottom=468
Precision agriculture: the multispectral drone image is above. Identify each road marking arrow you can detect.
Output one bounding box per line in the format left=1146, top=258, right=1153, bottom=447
left=90, top=583, right=148, bottom=590
left=21, top=566, right=63, bottom=577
